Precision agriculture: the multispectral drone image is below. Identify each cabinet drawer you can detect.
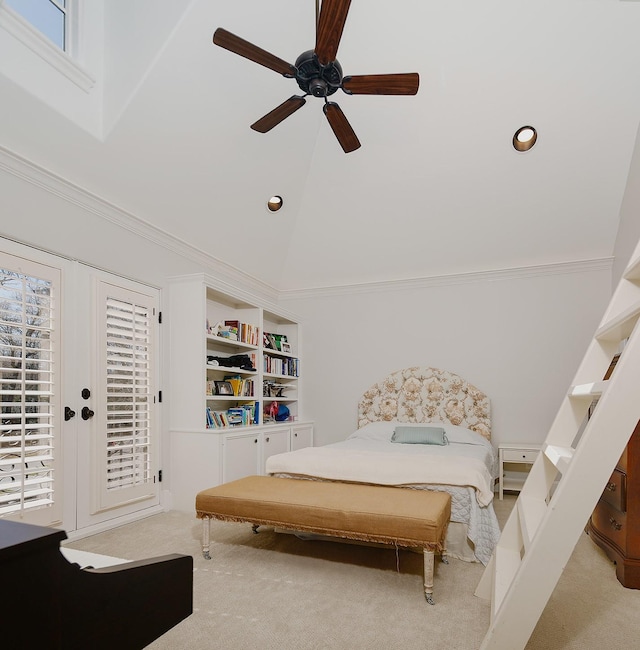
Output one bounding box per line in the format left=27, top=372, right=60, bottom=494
left=502, top=449, right=539, bottom=463
left=600, top=469, right=627, bottom=512
left=591, top=500, right=628, bottom=553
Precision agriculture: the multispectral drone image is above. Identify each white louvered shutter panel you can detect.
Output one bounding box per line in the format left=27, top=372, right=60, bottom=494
left=0, top=256, right=62, bottom=524
left=95, top=281, right=158, bottom=511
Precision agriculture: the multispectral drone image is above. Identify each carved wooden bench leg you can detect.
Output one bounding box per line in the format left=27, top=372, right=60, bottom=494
left=202, top=517, right=211, bottom=560
left=423, top=549, right=447, bottom=605
left=423, top=549, right=435, bottom=604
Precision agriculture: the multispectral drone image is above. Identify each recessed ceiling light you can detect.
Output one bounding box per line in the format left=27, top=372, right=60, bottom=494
left=513, top=126, right=537, bottom=152
left=267, top=195, right=283, bottom=212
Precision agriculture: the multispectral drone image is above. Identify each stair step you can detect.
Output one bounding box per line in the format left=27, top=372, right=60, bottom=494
left=517, top=495, right=547, bottom=551
left=596, top=300, right=640, bottom=341
left=544, top=444, right=574, bottom=474
left=568, top=380, right=608, bottom=398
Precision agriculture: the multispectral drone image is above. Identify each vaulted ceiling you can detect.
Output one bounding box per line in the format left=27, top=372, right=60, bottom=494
left=2, top=0, right=640, bottom=291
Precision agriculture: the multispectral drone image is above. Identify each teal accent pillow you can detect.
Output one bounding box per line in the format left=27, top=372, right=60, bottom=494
left=391, top=426, right=449, bottom=445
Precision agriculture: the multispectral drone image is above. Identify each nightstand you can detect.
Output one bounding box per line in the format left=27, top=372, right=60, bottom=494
left=498, top=443, right=542, bottom=500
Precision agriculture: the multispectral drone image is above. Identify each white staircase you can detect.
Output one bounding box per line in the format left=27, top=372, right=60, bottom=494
left=476, top=247, right=640, bottom=650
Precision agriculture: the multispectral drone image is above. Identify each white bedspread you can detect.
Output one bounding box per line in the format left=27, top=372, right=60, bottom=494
left=266, top=446, right=495, bottom=507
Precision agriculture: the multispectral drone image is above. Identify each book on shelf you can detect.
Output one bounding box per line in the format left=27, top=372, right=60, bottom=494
left=264, top=332, right=289, bottom=352
left=223, top=320, right=259, bottom=346
left=273, top=333, right=286, bottom=351
left=208, top=320, right=259, bottom=346
left=227, top=407, right=244, bottom=426
left=206, top=401, right=260, bottom=428
left=263, top=355, right=299, bottom=377
left=223, top=375, right=255, bottom=397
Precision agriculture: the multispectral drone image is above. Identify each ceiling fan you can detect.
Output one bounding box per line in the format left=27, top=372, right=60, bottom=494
left=212, top=0, right=419, bottom=153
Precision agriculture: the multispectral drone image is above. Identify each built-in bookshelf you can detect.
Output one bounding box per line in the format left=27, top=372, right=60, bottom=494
left=168, top=274, right=304, bottom=433
left=168, top=274, right=313, bottom=510
left=261, top=309, right=300, bottom=424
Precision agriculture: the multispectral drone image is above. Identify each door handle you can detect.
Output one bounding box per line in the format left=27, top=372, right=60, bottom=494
left=65, top=406, right=76, bottom=421
left=81, top=406, right=95, bottom=420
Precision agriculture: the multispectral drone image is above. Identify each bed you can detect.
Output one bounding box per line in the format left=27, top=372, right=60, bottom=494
left=265, top=366, right=501, bottom=565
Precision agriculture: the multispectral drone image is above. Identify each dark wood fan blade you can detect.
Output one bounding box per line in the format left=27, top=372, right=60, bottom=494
left=251, top=96, right=306, bottom=133
left=315, top=0, right=352, bottom=65
left=342, top=73, right=420, bottom=95
left=323, top=102, right=361, bottom=153
left=213, top=28, right=296, bottom=77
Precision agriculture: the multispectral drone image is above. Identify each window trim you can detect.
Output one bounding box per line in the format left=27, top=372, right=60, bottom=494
left=0, top=0, right=95, bottom=92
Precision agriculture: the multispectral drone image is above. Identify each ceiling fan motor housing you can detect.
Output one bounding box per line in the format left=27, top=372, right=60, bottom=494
left=294, top=50, right=342, bottom=97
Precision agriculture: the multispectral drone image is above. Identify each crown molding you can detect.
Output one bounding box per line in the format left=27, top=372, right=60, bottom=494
left=0, top=145, right=613, bottom=305
left=0, top=144, right=279, bottom=304
left=277, top=258, right=614, bottom=301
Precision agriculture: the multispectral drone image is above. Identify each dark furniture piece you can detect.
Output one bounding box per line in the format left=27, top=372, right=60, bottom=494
left=0, top=519, right=193, bottom=649
left=587, top=418, right=640, bottom=588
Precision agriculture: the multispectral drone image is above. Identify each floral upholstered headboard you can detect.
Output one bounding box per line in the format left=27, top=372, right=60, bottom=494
left=357, top=366, right=491, bottom=440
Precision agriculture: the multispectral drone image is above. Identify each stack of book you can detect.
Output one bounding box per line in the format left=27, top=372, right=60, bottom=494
left=206, top=401, right=260, bottom=428
left=223, top=320, right=259, bottom=346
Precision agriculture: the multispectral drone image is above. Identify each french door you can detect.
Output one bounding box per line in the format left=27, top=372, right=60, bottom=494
left=73, top=272, right=161, bottom=530
left=0, top=242, right=160, bottom=531
left=0, top=251, right=62, bottom=525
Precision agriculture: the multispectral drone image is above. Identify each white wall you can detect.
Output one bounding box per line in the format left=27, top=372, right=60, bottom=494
left=280, top=263, right=612, bottom=448
left=0, top=145, right=617, bottom=481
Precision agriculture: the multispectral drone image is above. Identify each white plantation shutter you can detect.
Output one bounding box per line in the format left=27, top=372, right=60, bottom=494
left=95, top=281, right=158, bottom=511
left=0, top=257, right=62, bottom=523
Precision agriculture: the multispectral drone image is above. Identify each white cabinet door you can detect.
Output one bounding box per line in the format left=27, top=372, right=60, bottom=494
left=222, top=431, right=260, bottom=483
left=291, top=423, right=313, bottom=451
left=262, top=427, right=289, bottom=472
left=223, top=426, right=291, bottom=482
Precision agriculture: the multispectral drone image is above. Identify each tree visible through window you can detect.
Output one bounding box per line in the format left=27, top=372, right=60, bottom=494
left=0, top=268, right=56, bottom=517
left=5, top=0, right=67, bottom=50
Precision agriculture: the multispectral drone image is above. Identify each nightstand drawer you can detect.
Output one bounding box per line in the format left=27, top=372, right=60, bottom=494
left=591, top=500, right=627, bottom=553
left=502, top=449, right=539, bottom=463
left=601, top=469, right=627, bottom=512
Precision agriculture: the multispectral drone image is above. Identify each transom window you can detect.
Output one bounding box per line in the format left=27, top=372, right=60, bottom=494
left=4, top=0, right=67, bottom=50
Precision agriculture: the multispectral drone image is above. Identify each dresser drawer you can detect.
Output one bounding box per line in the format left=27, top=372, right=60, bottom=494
left=600, top=469, right=627, bottom=512
left=591, top=500, right=628, bottom=553
left=502, top=449, right=539, bottom=463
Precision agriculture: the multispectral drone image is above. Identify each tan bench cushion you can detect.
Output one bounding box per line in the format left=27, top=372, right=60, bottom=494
left=196, top=475, right=450, bottom=551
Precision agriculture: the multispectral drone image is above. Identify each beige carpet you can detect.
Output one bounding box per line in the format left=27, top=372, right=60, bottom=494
left=64, top=495, right=640, bottom=649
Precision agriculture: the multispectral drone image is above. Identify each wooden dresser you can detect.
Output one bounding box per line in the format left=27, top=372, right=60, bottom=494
left=586, top=418, right=640, bottom=588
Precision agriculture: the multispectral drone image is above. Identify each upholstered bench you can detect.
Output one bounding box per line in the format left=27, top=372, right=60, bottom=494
left=195, top=475, right=451, bottom=604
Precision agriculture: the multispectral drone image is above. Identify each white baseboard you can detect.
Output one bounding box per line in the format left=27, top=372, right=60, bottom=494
left=64, top=504, right=165, bottom=542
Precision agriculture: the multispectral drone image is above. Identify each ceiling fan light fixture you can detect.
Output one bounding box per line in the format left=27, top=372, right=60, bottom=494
left=267, top=195, right=283, bottom=212
left=213, top=0, right=420, bottom=153
left=513, top=126, right=537, bottom=152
